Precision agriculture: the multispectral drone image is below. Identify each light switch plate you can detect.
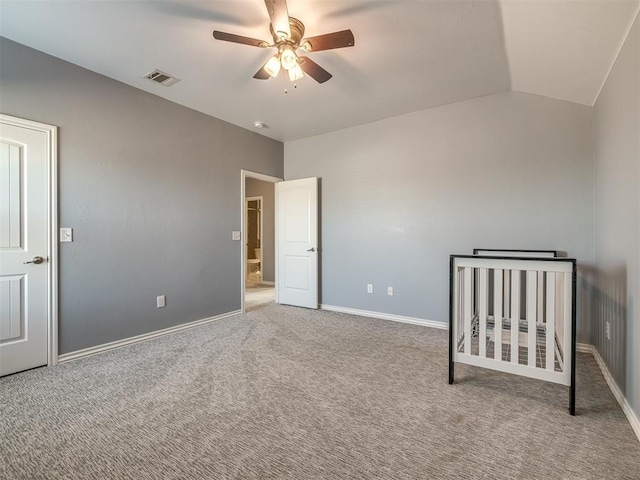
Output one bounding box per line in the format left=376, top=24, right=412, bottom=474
left=60, top=227, right=73, bottom=243
left=232, top=231, right=241, bottom=241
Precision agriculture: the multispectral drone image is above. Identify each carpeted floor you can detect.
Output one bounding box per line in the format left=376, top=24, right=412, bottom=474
left=1, top=302, right=639, bottom=479
left=245, top=283, right=276, bottom=312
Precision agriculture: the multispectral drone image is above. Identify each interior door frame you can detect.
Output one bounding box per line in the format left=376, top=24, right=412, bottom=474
left=1, top=114, right=59, bottom=367
left=240, top=170, right=281, bottom=313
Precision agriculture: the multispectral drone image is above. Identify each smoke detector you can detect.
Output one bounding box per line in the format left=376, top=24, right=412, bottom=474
left=144, top=69, right=180, bottom=87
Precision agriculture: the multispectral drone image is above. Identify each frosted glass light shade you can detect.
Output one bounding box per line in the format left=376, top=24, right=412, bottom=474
left=288, top=63, right=303, bottom=81
left=280, top=46, right=297, bottom=70
left=264, top=55, right=281, bottom=77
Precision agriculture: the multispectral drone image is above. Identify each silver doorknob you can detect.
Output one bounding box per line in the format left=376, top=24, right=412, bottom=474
left=307, top=247, right=316, bottom=252
left=24, top=256, right=44, bottom=265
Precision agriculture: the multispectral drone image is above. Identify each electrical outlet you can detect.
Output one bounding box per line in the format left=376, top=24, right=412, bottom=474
left=367, top=284, right=374, bottom=294
left=157, top=295, right=166, bottom=308
left=606, top=321, right=610, bottom=340
left=387, top=286, right=394, bottom=296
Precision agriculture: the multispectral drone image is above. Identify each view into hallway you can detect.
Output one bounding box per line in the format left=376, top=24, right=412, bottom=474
left=244, top=176, right=276, bottom=312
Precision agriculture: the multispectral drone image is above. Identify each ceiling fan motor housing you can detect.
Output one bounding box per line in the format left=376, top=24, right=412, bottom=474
left=270, top=17, right=305, bottom=46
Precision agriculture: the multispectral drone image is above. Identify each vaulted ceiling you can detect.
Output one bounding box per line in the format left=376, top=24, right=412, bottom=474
left=0, top=1, right=638, bottom=141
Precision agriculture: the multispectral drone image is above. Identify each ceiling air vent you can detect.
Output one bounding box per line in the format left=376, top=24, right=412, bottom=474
left=145, top=69, right=180, bottom=87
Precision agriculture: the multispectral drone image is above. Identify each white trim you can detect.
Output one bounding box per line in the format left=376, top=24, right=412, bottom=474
left=576, top=343, right=593, bottom=354
left=243, top=170, right=282, bottom=184
left=577, top=342, right=640, bottom=442
left=49, top=122, right=58, bottom=367
left=241, top=170, right=281, bottom=314
left=591, top=347, right=640, bottom=442
left=320, top=304, right=447, bottom=330
left=58, top=310, right=241, bottom=363
left=0, top=114, right=59, bottom=368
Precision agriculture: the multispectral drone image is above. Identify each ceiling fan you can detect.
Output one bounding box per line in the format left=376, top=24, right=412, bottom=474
left=212, top=0, right=355, bottom=84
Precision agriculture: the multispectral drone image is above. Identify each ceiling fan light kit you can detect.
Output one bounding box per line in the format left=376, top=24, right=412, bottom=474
left=212, top=0, right=354, bottom=85
left=279, top=45, right=297, bottom=70
left=288, top=63, right=304, bottom=82
left=264, top=55, right=281, bottom=77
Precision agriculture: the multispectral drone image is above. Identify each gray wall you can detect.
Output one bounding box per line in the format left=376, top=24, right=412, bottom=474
left=285, top=91, right=594, bottom=341
left=0, top=37, right=283, bottom=354
left=593, top=14, right=640, bottom=422
left=245, top=178, right=275, bottom=282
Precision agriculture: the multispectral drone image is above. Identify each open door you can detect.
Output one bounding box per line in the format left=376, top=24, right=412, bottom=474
left=276, top=177, right=318, bottom=309
left=1, top=115, right=57, bottom=376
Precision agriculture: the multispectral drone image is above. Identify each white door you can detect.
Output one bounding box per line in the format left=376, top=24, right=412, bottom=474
left=0, top=118, right=52, bottom=376
left=276, top=177, right=318, bottom=309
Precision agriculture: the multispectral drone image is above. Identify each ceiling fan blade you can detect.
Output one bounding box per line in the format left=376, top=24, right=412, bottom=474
left=302, top=30, right=355, bottom=52
left=299, top=57, right=332, bottom=84
left=213, top=31, right=268, bottom=48
left=253, top=66, right=271, bottom=80
left=264, top=0, right=291, bottom=39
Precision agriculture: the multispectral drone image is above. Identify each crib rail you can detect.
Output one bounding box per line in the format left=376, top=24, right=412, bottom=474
left=449, top=254, right=577, bottom=414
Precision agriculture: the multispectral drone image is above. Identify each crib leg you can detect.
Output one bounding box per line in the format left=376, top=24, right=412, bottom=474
left=449, top=359, right=454, bottom=384
left=569, top=265, right=577, bottom=416
left=449, top=256, right=455, bottom=385
left=569, top=340, right=576, bottom=415
left=448, top=318, right=454, bottom=384
left=569, top=382, right=575, bottom=416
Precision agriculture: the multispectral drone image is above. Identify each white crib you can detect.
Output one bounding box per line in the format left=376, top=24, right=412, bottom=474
left=449, top=250, right=577, bottom=414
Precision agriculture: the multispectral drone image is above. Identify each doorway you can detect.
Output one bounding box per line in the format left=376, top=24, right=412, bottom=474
left=241, top=170, right=281, bottom=313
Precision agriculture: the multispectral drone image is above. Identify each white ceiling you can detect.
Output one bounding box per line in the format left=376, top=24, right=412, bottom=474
left=0, top=1, right=638, bottom=142
left=502, top=0, right=639, bottom=106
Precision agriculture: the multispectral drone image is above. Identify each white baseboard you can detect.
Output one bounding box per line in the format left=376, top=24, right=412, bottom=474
left=576, top=343, right=593, bottom=353
left=260, top=281, right=275, bottom=286
left=320, top=304, right=447, bottom=330
left=577, top=343, right=639, bottom=442
left=58, top=310, right=242, bottom=363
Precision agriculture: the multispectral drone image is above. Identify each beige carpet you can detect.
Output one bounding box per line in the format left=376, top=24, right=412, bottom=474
left=245, top=282, right=275, bottom=312
left=1, top=303, right=639, bottom=479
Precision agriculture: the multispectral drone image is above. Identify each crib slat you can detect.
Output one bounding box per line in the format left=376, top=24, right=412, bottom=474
left=510, top=270, right=520, bottom=364
left=503, top=270, right=510, bottom=321
left=527, top=271, right=537, bottom=367
left=458, top=269, right=463, bottom=344
left=556, top=273, right=565, bottom=359
left=479, top=268, right=487, bottom=358
left=537, top=271, right=544, bottom=325
left=459, top=269, right=465, bottom=347
left=463, top=267, right=472, bottom=355
left=494, top=269, right=503, bottom=361
left=546, top=272, right=556, bottom=371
